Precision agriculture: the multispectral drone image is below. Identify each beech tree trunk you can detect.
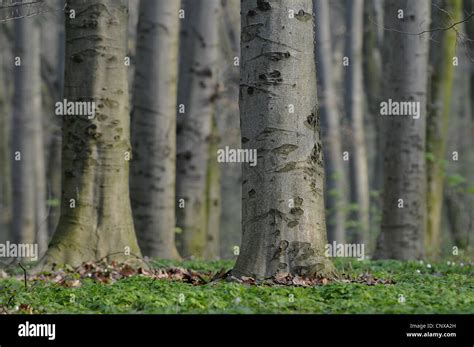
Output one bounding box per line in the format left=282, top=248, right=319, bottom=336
left=426, top=0, right=462, bottom=258
left=11, top=16, right=43, bottom=253
left=374, top=0, right=431, bottom=260
left=41, top=0, right=65, bottom=237
left=0, top=27, right=12, bottom=242
left=176, top=0, right=220, bottom=258
left=130, top=0, right=181, bottom=259
left=232, top=0, right=335, bottom=279
left=363, top=0, right=383, bottom=248
left=315, top=0, right=347, bottom=244
left=216, top=0, right=242, bottom=259
left=41, top=0, right=141, bottom=267
left=346, top=0, right=370, bottom=247
left=444, top=20, right=472, bottom=254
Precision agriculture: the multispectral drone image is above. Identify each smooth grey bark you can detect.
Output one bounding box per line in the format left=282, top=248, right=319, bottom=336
left=41, top=0, right=141, bottom=267
left=176, top=0, right=220, bottom=258
left=11, top=16, right=44, bottom=255
left=41, top=0, right=65, bottom=237
left=130, top=0, right=181, bottom=259
left=315, top=0, right=347, bottom=244
left=216, top=0, right=241, bottom=259
left=363, top=0, right=384, bottom=247
left=233, top=0, right=335, bottom=279
left=127, top=0, right=139, bottom=103
left=0, top=27, right=12, bottom=243
left=345, top=0, right=370, bottom=247
left=374, top=0, right=430, bottom=260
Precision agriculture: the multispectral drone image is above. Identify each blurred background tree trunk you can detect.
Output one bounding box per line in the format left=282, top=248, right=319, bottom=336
left=130, top=0, right=181, bottom=259
left=11, top=15, right=46, bottom=255
left=41, top=0, right=65, bottom=238
left=426, top=0, right=462, bottom=258
left=176, top=0, right=221, bottom=259
left=345, top=0, right=370, bottom=248
left=374, top=0, right=431, bottom=260
left=315, top=0, right=347, bottom=245
left=0, top=25, right=13, bottom=243
left=216, top=0, right=241, bottom=260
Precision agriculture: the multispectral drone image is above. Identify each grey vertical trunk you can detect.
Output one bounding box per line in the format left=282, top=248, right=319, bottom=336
left=130, top=0, right=181, bottom=259
left=42, top=0, right=141, bottom=267
left=0, top=26, right=12, bottom=242
left=363, top=0, right=384, bottom=247
left=315, top=0, right=347, bottom=244
left=11, top=16, right=42, bottom=253
left=233, top=0, right=335, bottom=279
left=374, top=0, right=430, bottom=260
left=216, top=0, right=241, bottom=259
left=444, top=21, right=473, bottom=253
left=41, top=0, right=65, bottom=237
left=345, top=0, right=370, bottom=248
left=176, top=0, right=220, bottom=258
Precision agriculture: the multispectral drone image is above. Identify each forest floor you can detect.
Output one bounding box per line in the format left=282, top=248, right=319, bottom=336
left=0, top=258, right=472, bottom=314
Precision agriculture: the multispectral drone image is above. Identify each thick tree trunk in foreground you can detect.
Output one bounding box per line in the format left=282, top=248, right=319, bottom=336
left=176, top=0, right=220, bottom=258
left=315, top=0, right=347, bottom=245
left=233, top=0, right=335, bottom=279
left=130, top=0, right=181, bottom=259
left=11, top=17, right=43, bottom=252
left=42, top=0, right=141, bottom=267
left=374, top=0, right=430, bottom=260
left=425, top=0, right=462, bottom=258
left=346, top=0, right=370, bottom=247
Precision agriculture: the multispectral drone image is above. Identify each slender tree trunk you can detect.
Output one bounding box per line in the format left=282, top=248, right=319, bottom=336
left=41, top=0, right=141, bottom=267
left=216, top=0, right=242, bottom=259
left=11, top=16, right=42, bottom=252
left=130, top=0, right=181, bottom=259
left=426, top=0, right=462, bottom=258
left=233, top=0, right=335, bottom=279
left=33, top=84, right=48, bottom=257
left=0, top=27, right=12, bottom=242
left=204, top=118, right=221, bottom=259
left=374, top=0, right=431, bottom=260
left=444, top=20, right=473, bottom=254
left=363, top=0, right=384, bottom=249
left=315, top=0, right=346, bottom=244
left=345, top=0, right=370, bottom=248
left=41, top=0, right=65, bottom=237
left=176, top=0, right=220, bottom=258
